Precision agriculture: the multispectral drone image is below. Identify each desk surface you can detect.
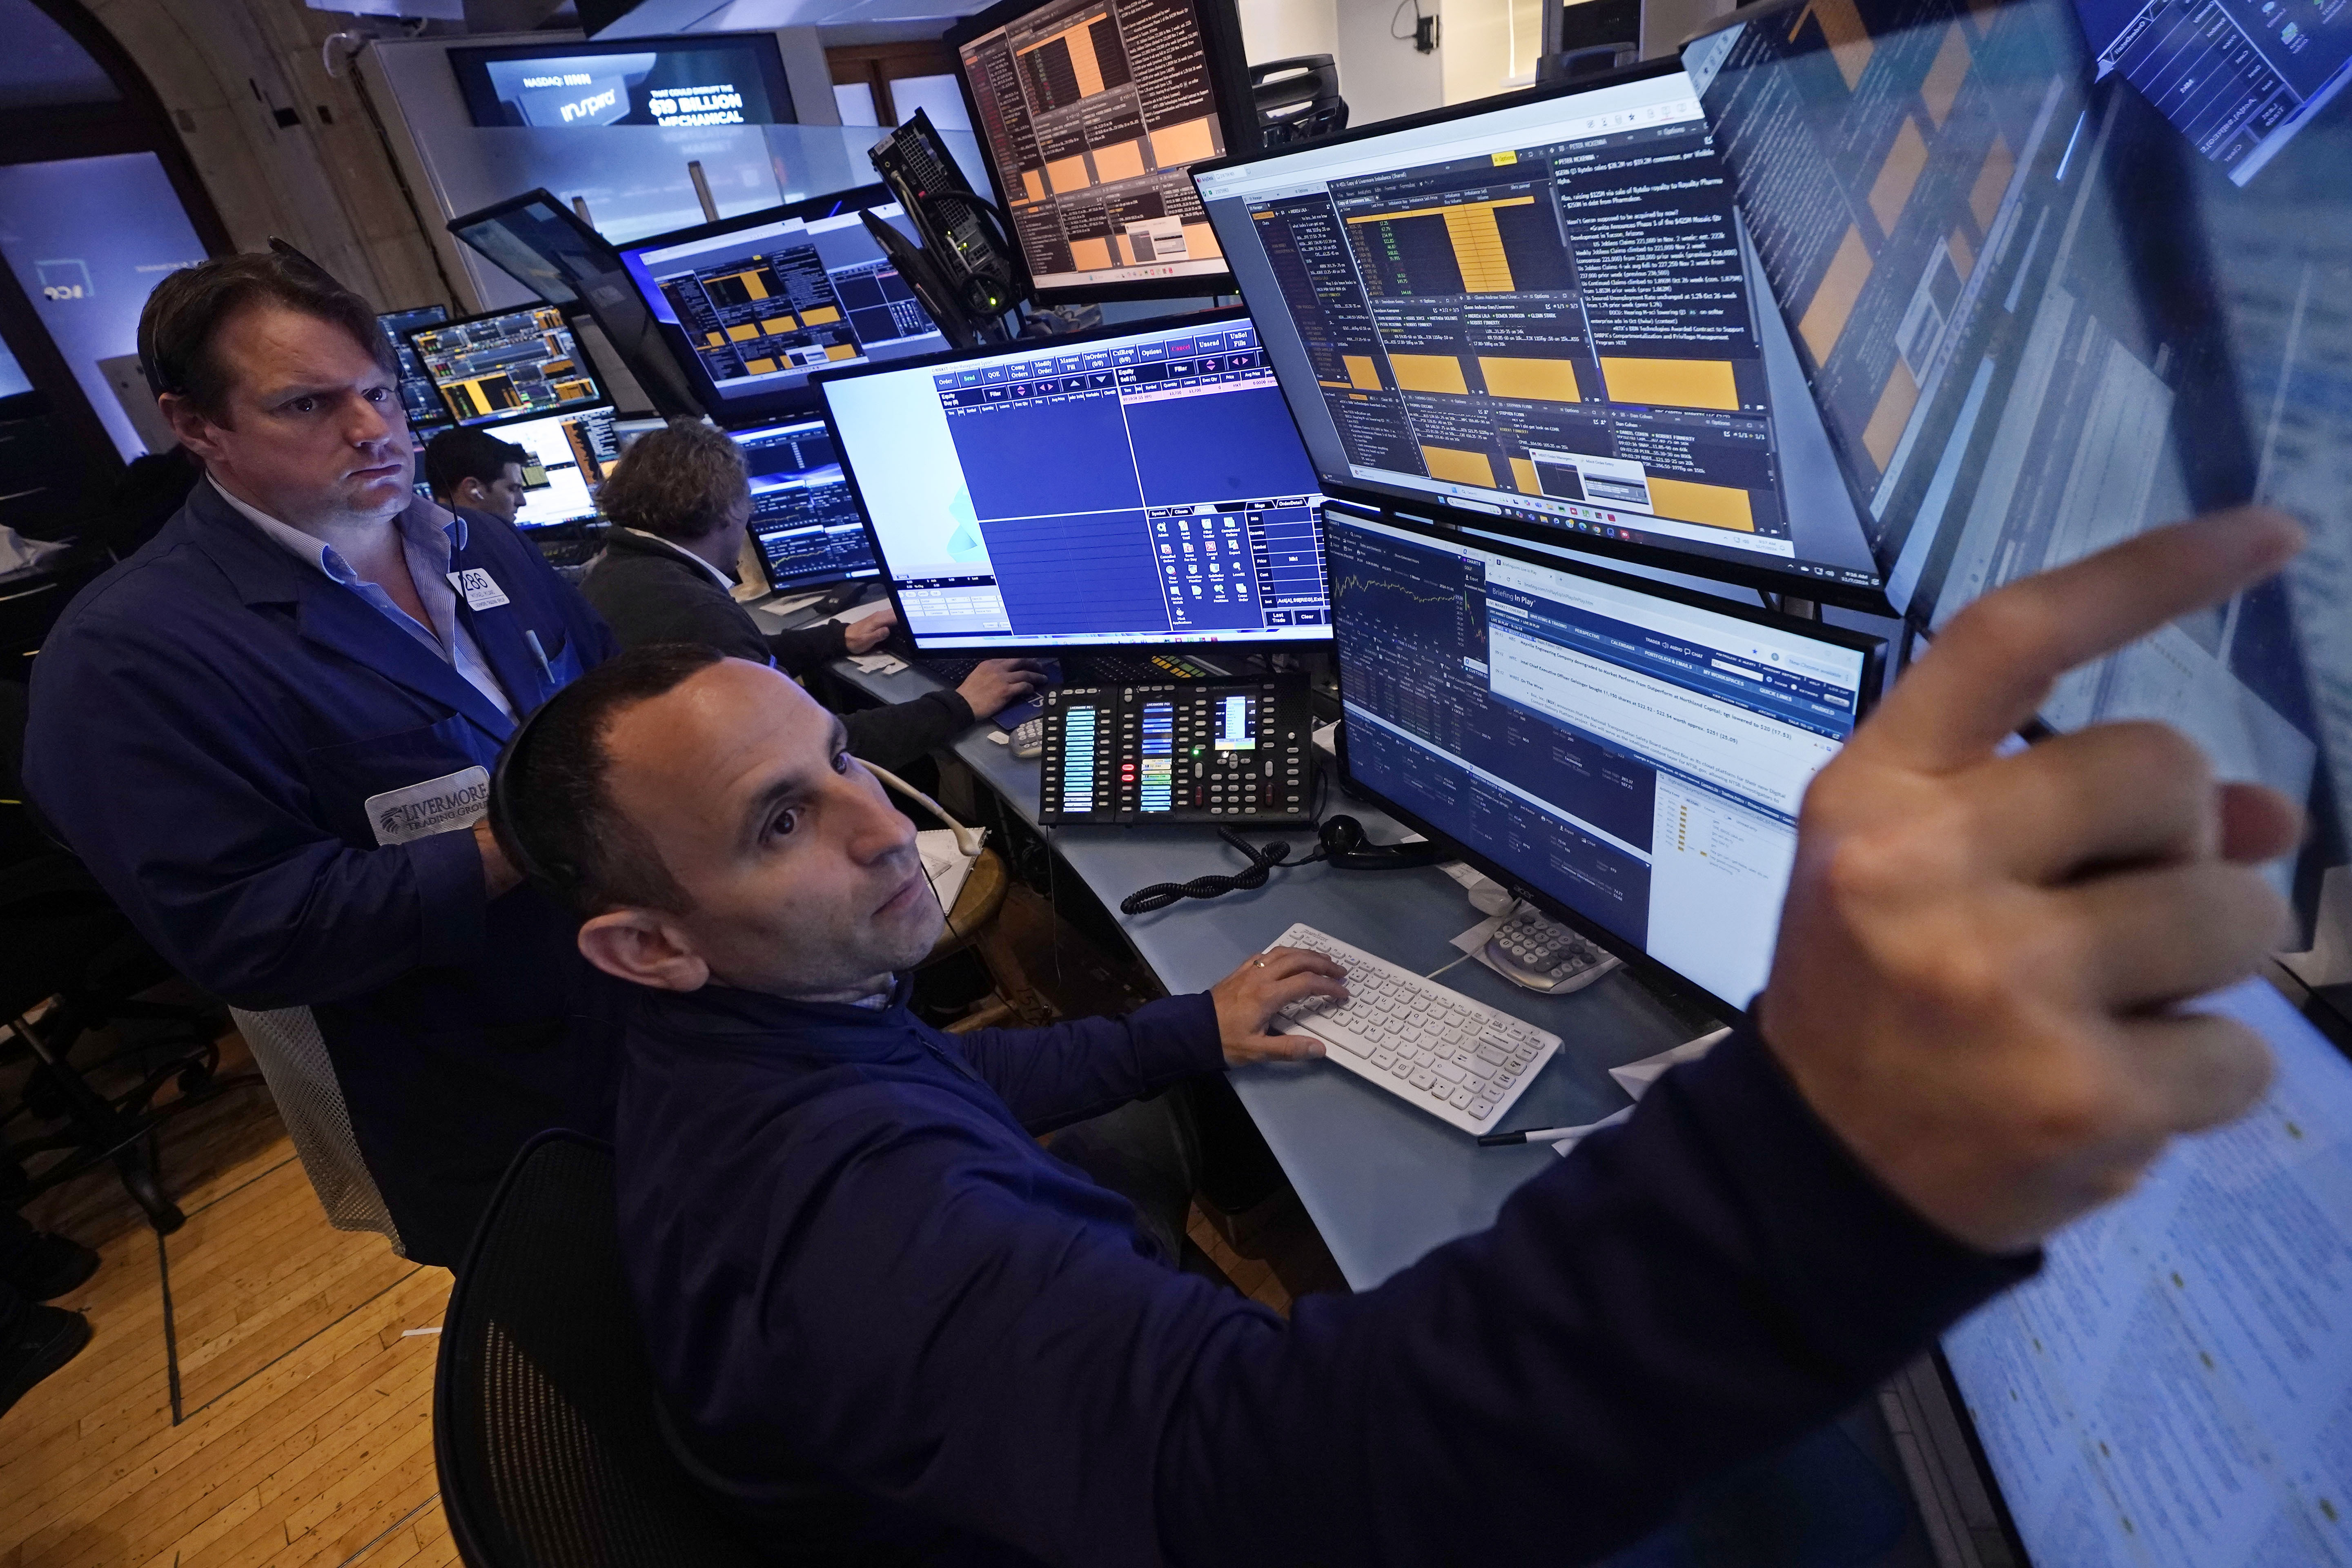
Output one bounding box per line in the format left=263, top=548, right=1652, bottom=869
left=787, top=624, right=1717, bottom=1290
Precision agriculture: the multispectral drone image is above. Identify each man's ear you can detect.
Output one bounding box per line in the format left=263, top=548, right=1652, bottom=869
left=454, top=476, right=486, bottom=506
left=158, top=393, right=225, bottom=463
left=577, top=909, right=711, bottom=992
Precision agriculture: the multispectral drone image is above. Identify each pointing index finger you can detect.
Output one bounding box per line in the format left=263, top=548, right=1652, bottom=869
left=1851, top=508, right=2303, bottom=775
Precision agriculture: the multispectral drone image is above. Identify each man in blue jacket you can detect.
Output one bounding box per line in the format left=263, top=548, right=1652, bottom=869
left=26, top=253, right=618, bottom=1266
left=490, top=508, right=2302, bottom=1564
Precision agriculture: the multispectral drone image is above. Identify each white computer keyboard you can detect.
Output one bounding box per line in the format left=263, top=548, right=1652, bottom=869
left=1266, top=923, right=1561, bottom=1135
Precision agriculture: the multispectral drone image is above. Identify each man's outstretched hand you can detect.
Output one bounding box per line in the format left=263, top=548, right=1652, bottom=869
left=1763, top=507, right=2306, bottom=1256
left=1212, top=947, right=1349, bottom=1065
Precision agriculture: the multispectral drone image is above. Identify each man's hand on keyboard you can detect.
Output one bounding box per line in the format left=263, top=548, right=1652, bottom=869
left=957, top=659, right=1050, bottom=721
left=1761, top=507, right=2305, bottom=1256
left=1212, top=946, right=1348, bottom=1065
left=844, top=604, right=897, bottom=653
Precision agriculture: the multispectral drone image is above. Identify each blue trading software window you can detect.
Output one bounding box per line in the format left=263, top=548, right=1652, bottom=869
left=824, top=316, right=1334, bottom=650
left=1330, top=507, right=1869, bottom=1011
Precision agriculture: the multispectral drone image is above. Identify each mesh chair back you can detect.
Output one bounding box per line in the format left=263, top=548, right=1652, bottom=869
left=435, top=1131, right=770, bottom=1568
left=1250, top=56, right=1349, bottom=146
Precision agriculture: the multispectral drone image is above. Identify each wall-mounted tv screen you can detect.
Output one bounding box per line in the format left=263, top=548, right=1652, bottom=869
left=449, top=34, right=797, bottom=129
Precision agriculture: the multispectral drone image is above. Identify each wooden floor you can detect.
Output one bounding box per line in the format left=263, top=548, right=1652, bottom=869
left=0, top=1032, right=456, bottom=1568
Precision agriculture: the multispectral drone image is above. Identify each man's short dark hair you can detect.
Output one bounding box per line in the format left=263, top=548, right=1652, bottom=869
left=425, top=427, right=531, bottom=504
left=491, top=643, right=729, bottom=918
left=596, top=418, right=747, bottom=542
left=137, top=252, right=394, bottom=424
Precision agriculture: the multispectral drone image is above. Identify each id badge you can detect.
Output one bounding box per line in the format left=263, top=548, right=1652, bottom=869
left=365, top=766, right=491, bottom=846
left=448, top=568, right=510, bottom=611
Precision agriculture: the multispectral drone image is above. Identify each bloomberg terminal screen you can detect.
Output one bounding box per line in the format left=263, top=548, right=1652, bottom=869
left=1196, top=69, right=1887, bottom=594
left=956, top=0, right=1234, bottom=292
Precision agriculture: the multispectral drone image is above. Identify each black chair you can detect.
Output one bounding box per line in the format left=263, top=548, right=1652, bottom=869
left=1251, top=55, right=1350, bottom=147
left=1537, top=0, right=1643, bottom=83
left=0, top=680, right=263, bottom=1232
left=435, top=1131, right=772, bottom=1567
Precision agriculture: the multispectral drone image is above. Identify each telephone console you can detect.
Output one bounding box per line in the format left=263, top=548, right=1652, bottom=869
left=1038, top=676, right=1314, bottom=824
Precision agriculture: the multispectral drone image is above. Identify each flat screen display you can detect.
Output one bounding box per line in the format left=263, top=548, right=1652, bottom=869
left=821, top=311, right=1331, bottom=651
left=481, top=403, right=618, bottom=531
left=379, top=304, right=450, bottom=434
left=951, top=0, right=1241, bottom=294
left=1942, top=978, right=2352, bottom=1568
left=1682, top=2, right=2352, bottom=1559
left=1686, top=0, right=2330, bottom=867
left=1193, top=67, right=1889, bottom=603
left=407, top=306, right=602, bottom=427
left=448, top=34, right=796, bottom=129
left=616, top=188, right=946, bottom=418
left=1327, top=505, right=1877, bottom=1010
left=729, top=418, right=882, bottom=594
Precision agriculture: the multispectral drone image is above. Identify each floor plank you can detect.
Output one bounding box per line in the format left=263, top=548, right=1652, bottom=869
left=0, top=1043, right=452, bottom=1568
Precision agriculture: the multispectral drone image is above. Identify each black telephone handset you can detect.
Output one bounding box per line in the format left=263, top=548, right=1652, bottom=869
left=867, top=110, right=1025, bottom=339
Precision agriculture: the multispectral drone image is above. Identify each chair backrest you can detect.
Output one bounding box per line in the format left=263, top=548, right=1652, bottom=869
left=435, top=1131, right=771, bottom=1568
left=1544, top=40, right=1640, bottom=82
left=1250, top=55, right=1349, bottom=147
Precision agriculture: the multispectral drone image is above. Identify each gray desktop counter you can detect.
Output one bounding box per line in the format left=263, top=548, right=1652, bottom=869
left=811, top=646, right=1716, bottom=1290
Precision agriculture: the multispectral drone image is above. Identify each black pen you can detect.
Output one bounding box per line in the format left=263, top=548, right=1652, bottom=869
left=1476, top=1125, right=1587, bottom=1147
left=1476, top=1106, right=1632, bottom=1147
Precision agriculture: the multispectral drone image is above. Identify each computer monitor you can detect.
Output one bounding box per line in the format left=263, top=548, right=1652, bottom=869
left=728, top=418, right=883, bottom=596
left=946, top=0, right=1256, bottom=301
left=1679, top=0, right=2352, bottom=1551
left=615, top=186, right=949, bottom=422
left=819, top=308, right=1331, bottom=652
left=406, top=306, right=602, bottom=427
left=477, top=403, right=619, bottom=531
left=446, top=189, right=700, bottom=416
left=1191, top=63, right=1892, bottom=609
left=1938, top=975, right=2352, bottom=1568
left=1684, top=0, right=2334, bottom=836
left=1325, top=503, right=1882, bottom=1012
left=379, top=305, right=451, bottom=434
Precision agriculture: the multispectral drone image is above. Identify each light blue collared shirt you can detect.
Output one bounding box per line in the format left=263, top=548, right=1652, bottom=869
left=214, top=479, right=518, bottom=723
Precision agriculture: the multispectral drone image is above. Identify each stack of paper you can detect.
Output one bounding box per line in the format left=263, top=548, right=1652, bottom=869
left=918, top=828, right=983, bottom=913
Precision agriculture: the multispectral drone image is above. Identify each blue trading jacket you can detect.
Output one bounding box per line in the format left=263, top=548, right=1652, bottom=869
left=26, top=481, right=620, bottom=1264
left=616, top=979, right=2033, bottom=1566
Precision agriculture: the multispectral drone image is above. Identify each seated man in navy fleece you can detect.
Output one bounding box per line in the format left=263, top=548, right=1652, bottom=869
left=489, top=508, right=2304, bottom=1567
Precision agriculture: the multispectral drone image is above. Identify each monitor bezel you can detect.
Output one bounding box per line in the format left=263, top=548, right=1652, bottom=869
left=610, top=183, right=946, bottom=425
left=401, top=303, right=605, bottom=429
left=813, top=303, right=1337, bottom=655
left=456, top=398, right=620, bottom=532
left=1187, top=54, right=1901, bottom=617
left=943, top=0, right=1257, bottom=305
left=722, top=413, right=886, bottom=598
left=444, top=187, right=705, bottom=419
left=1323, top=498, right=1887, bottom=1021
